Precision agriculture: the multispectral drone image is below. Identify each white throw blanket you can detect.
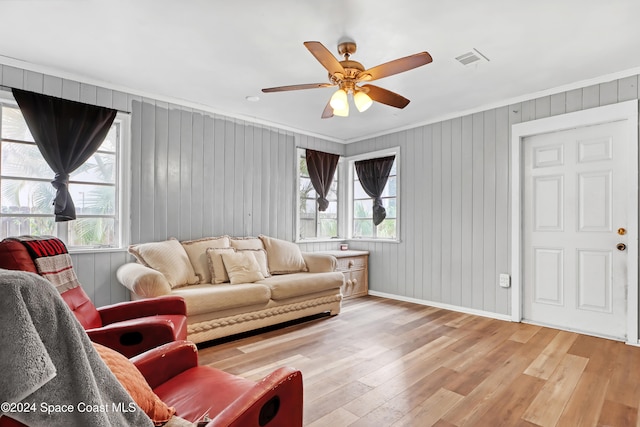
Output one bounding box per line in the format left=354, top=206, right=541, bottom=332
left=0, top=269, right=154, bottom=427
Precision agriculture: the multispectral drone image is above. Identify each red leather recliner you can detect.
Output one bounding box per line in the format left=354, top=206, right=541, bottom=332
left=0, top=238, right=188, bottom=358
left=134, top=341, right=303, bottom=426
left=0, top=266, right=303, bottom=427
left=0, top=341, right=303, bottom=427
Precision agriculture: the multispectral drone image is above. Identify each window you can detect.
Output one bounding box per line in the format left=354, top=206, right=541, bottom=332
left=297, top=149, right=338, bottom=240
left=350, top=149, right=398, bottom=240
left=0, top=101, right=129, bottom=249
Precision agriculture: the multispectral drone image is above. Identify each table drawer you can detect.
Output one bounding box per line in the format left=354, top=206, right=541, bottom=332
left=336, top=255, right=367, bottom=271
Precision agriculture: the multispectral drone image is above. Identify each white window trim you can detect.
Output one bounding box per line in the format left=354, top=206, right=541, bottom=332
left=346, top=146, right=401, bottom=243
left=0, top=89, right=131, bottom=252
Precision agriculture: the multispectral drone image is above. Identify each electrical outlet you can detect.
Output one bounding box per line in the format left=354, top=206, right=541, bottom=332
left=499, top=274, right=511, bottom=288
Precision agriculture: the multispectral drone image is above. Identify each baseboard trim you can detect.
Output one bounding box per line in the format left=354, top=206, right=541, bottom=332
left=367, top=291, right=512, bottom=322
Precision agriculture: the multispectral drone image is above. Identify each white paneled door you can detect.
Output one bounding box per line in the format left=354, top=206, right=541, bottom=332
left=523, top=121, right=630, bottom=340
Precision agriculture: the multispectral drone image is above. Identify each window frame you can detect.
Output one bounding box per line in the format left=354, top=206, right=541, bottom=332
left=346, top=146, right=400, bottom=242
left=0, top=91, right=131, bottom=252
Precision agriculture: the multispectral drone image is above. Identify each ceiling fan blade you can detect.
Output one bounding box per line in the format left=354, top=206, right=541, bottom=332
left=262, top=83, right=333, bottom=93
left=362, top=84, right=410, bottom=109
left=304, top=41, right=345, bottom=76
left=359, top=52, right=432, bottom=82
left=321, top=100, right=334, bottom=119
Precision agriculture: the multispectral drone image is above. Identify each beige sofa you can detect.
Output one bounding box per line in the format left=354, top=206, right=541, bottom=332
left=116, top=235, right=344, bottom=344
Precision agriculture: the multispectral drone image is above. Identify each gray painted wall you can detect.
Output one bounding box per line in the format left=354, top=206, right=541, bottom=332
left=0, top=64, right=344, bottom=306
left=2, top=62, right=638, bottom=318
left=345, top=75, right=639, bottom=316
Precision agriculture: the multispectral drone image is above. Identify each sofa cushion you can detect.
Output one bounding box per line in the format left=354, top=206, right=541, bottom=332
left=206, top=247, right=235, bottom=284
left=229, top=237, right=264, bottom=250
left=181, top=236, right=230, bottom=283
left=93, top=342, right=176, bottom=425
left=221, top=251, right=265, bottom=285
left=238, top=248, right=271, bottom=278
left=171, top=283, right=271, bottom=315
left=258, top=271, right=343, bottom=300
left=259, top=235, right=308, bottom=274
left=129, top=239, right=198, bottom=288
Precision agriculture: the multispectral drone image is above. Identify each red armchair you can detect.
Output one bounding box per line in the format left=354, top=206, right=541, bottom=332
left=0, top=340, right=303, bottom=427
left=133, top=341, right=303, bottom=426
left=0, top=268, right=303, bottom=427
left=0, top=238, right=187, bottom=357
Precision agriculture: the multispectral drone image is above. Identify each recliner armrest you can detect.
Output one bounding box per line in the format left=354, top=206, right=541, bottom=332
left=302, top=252, right=337, bottom=273
left=86, top=318, right=178, bottom=358
left=205, top=367, right=303, bottom=427
left=98, top=295, right=186, bottom=325
left=131, top=340, right=199, bottom=389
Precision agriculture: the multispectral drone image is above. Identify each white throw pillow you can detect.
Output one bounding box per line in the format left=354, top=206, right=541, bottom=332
left=181, top=236, right=230, bottom=283
left=206, top=247, right=235, bottom=284
left=128, top=238, right=199, bottom=288
left=230, top=237, right=264, bottom=250
left=238, top=249, right=271, bottom=278
left=259, top=235, right=308, bottom=274
left=220, top=251, right=265, bottom=285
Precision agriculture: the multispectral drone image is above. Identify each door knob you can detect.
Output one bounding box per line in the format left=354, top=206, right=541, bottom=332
left=617, top=243, right=627, bottom=251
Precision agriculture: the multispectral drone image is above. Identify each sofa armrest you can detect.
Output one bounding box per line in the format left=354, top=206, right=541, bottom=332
left=86, top=318, right=179, bottom=358
left=97, top=296, right=186, bottom=325
left=302, top=252, right=337, bottom=273
left=131, top=341, right=199, bottom=389
left=116, top=263, right=172, bottom=298
left=205, top=367, right=303, bottom=427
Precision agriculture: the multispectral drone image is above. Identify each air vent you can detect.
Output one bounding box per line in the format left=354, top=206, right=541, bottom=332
left=455, top=48, right=490, bottom=66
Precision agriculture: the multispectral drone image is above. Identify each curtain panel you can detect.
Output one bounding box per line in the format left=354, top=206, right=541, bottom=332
left=305, top=149, right=340, bottom=212
left=354, top=155, right=395, bottom=226
left=12, top=89, right=117, bottom=222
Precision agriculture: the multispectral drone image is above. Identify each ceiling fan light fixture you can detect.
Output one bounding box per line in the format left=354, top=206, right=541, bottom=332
left=329, top=88, right=348, bottom=110
left=333, top=103, right=349, bottom=117
left=354, top=91, right=373, bottom=112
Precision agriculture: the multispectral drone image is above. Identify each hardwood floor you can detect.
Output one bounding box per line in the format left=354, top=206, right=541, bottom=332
left=197, top=296, right=640, bottom=427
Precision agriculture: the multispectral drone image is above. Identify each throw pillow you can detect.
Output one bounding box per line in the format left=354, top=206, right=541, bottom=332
left=181, top=236, right=230, bottom=283
left=229, top=237, right=264, bottom=250
left=92, top=342, right=175, bottom=426
left=129, top=238, right=199, bottom=288
left=238, top=249, right=271, bottom=278
left=206, top=247, right=235, bottom=284
left=259, top=235, right=308, bottom=274
left=220, top=251, right=265, bottom=285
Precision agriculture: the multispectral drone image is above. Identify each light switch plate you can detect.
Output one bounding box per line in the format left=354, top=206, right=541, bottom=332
left=499, top=273, right=511, bottom=288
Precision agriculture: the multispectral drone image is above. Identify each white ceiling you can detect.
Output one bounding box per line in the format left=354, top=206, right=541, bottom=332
left=1, top=0, right=640, bottom=143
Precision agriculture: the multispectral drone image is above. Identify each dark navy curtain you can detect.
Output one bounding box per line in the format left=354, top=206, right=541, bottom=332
left=354, top=155, right=395, bottom=226
left=305, top=149, right=339, bottom=212
left=13, top=89, right=117, bottom=221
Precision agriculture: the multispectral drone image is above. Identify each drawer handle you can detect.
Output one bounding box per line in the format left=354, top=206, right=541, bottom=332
left=352, top=278, right=357, bottom=285
left=348, top=260, right=354, bottom=268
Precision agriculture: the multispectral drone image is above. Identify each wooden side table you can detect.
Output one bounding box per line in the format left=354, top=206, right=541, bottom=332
left=319, top=250, right=369, bottom=299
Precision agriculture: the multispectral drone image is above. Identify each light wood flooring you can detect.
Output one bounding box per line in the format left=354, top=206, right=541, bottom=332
left=197, top=296, right=640, bottom=427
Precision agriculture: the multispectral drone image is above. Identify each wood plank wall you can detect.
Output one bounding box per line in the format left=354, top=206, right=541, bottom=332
left=0, top=64, right=344, bottom=306
left=345, top=75, right=639, bottom=317
left=2, top=62, right=638, bottom=317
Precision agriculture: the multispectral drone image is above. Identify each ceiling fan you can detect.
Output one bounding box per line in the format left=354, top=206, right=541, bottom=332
left=262, top=40, right=433, bottom=118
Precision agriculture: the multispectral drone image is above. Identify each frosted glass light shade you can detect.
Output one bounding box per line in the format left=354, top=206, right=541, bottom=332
left=329, top=89, right=348, bottom=110
left=333, top=104, right=349, bottom=117
left=354, top=91, right=373, bottom=112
